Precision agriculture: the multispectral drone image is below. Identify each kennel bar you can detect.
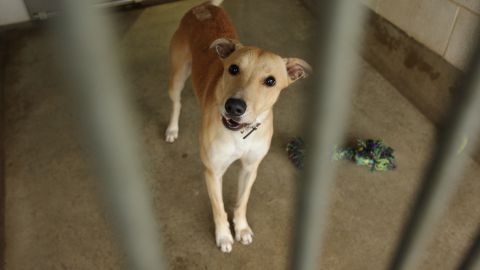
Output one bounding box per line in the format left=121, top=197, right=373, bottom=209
left=56, top=1, right=166, bottom=270
left=457, top=227, right=480, bottom=270
left=388, top=39, right=480, bottom=270
left=291, top=1, right=368, bottom=270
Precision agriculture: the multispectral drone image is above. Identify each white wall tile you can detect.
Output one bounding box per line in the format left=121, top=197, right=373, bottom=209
left=444, top=8, right=480, bottom=69
left=0, top=0, right=30, bottom=26
left=451, top=0, right=480, bottom=14
left=377, top=0, right=458, bottom=55
left=360, top=0, right=378, bottom=10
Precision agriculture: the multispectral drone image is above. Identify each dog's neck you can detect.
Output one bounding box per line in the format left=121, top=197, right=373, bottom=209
left=239, top=110, right=270, bottom=139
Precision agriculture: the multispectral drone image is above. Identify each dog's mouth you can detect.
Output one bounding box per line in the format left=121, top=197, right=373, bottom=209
left=221, top=115, right=248, bottom=131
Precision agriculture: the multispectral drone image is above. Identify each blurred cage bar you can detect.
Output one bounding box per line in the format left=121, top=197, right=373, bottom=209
left=52, top=0, right=480, bottom=269
left=56, top=1, right=165, bottom=270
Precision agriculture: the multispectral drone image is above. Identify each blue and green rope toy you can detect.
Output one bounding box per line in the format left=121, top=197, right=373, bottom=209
left=286, top=138, right=396, bottom=172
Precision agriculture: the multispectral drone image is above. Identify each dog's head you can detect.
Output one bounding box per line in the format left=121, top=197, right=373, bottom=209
left=210, top=38, right=312, bottom=131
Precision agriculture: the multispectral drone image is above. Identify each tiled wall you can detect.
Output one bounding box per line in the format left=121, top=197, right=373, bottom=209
left=0, top=0, right=29, bottom=26
left=362, top=0, right=480, bottom=70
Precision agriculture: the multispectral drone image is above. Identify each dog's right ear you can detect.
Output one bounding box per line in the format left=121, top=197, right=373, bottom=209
left=210, top=38, right=242, bottom=59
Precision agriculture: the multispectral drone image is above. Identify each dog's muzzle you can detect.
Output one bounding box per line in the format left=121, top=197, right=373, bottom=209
left=222, top=97, right=249, bottom=131
left=225, top=98, right=246, bottom=117
left=222, top=115, right=248, bottom=131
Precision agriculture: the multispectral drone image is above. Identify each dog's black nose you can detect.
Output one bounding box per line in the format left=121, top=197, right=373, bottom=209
left=225, top=98, right=247, bottom=116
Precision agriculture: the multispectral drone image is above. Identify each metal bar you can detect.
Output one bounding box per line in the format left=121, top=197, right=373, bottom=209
left=55, top=1, right=165, bottom=270
left=389, top=38, right=480, bottom=270
left=292, top=1, right=368, bottom=270
left=457, top=227, right=480, bottom=270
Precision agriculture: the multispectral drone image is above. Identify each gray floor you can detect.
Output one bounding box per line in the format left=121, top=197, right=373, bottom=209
left=2, top=0, right=480, bottom=269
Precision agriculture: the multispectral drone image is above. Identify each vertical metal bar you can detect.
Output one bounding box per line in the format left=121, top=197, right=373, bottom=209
left=389, top=39, right=480, bottom=270
left=55, top=1, right=165, bottom=270
left=292, top=1, right=367, bottom=270
left=457, top=227, right=480, bottom=270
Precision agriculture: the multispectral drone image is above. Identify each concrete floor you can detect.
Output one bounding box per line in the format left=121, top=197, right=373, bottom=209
left=2, top=0, right=480, bottom=269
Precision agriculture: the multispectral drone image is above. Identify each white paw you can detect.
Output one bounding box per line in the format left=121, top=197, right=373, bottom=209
left=216, top=229, right=234, bottom=253
left=165, top=127, right=178, bottom=143
left=235, top=226, right=254, bottom=245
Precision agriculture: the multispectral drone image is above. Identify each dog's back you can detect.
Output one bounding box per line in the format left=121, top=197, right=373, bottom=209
left=172, top=1, right=237, bottom=108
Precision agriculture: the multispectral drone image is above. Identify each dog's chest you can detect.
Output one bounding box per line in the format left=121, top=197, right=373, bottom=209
left=229, top=131, right=266, bottom=157
left=232, top=133, right=260, bottom=153
left=208, top=129, right=270, bottom=166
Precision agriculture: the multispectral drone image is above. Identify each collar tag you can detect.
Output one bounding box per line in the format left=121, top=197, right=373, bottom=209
left=242, top=123, right=261, bottom=139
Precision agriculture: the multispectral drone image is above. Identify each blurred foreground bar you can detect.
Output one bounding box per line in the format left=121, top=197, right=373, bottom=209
left=55, top=1, right=165, bottom=269
left=292, top=1, right=367, bottom=270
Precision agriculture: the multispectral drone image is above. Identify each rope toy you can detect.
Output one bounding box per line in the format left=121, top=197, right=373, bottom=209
left=286, top=137, right=306, bottom=169
left=286, top=138, right=396, bottom=172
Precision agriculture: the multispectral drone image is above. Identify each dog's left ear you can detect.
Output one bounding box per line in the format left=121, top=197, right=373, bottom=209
left=284, top=58, right=312, bottom=84
left=210, top=38, right=242, bottom=59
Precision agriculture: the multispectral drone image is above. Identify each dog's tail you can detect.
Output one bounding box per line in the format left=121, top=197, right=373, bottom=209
left=210, top=0, right=224, bottom=6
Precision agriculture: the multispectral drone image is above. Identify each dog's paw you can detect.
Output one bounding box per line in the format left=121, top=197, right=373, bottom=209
left=217, top=236, right=234, bottom=253
left=235, top=226, right=254, bottom=245
left=164, top=128, right=178, bottom=143
left=216, top=228, right=234, bottom=253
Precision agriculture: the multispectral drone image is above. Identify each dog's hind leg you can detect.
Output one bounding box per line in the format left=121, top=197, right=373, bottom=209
left=165, top=30, right=191, bottom=143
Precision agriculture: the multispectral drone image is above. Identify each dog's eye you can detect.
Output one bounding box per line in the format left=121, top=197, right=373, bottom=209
left=264, top=76, right=276, bottom=87
left=228, top=64, right=240, bottom=75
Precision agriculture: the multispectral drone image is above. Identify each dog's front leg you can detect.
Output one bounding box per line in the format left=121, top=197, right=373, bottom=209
left=233, top=159, right=261, bottom=245
left=205, top=168, right=234, bottom=253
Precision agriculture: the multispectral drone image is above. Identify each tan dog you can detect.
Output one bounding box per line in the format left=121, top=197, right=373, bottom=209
left=165, top=0, right=311, bottom=253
